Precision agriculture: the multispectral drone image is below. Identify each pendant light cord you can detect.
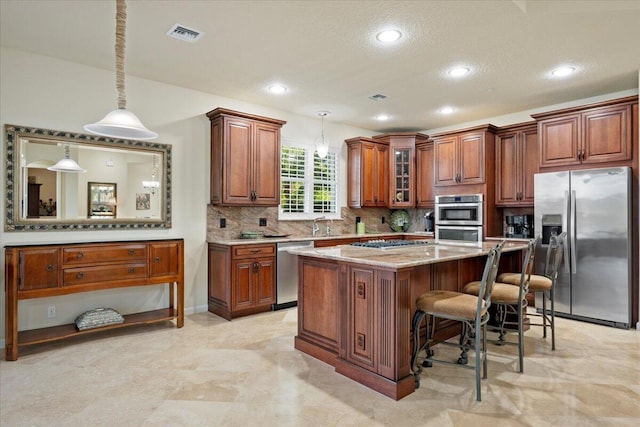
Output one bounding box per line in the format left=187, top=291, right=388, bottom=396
left=115, top=0, right=126, bottom=110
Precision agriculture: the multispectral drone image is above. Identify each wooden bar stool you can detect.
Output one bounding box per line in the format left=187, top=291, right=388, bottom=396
left=497, top=232, right=566, bottom=350
left=410, top=242, right=504, bottom=402
left=462, top=237, right=538, bottom=373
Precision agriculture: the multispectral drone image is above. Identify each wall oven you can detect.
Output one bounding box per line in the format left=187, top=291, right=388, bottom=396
left=435, top=194, right=483, bottom=244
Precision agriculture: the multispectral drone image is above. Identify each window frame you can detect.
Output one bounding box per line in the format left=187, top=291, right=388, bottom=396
left=279, top=143, right=340, bottom=221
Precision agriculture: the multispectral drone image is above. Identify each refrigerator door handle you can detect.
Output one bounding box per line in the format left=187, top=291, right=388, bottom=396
left=570, top=190, right=577, bottom=274
left=563, top=190, right=570, bottom=274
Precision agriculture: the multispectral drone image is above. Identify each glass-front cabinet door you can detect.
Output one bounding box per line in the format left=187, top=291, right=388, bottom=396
left=389, top=144, right=414, bottom=208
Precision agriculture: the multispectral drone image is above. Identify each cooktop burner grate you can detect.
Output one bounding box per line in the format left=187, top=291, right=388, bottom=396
left=350, top=239, right=430, bottom=249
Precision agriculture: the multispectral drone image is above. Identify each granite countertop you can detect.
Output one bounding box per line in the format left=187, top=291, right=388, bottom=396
left=209, top=232, right=435, bottom=246
left=286, top=240, right=528, bottom=269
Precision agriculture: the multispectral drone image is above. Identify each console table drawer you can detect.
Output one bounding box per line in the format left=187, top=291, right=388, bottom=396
left=63, top=263, right=148, bottom=286
left=63, top=244, right=147, bottom=265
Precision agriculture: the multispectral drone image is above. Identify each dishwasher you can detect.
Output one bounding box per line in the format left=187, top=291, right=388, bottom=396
left=274, top=240, right=314, bottom=310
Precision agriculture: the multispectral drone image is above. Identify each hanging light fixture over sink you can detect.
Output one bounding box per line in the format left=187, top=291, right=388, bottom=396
left=84, top=0, right=158, bottom=140
left=315, top=111, right=330, bottom=159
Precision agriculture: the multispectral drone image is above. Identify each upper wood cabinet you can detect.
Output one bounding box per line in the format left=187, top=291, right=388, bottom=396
left=372, top=132, right=430, bottom=208
left=495, top=122, right=538, bottom=206
left=346, top=137, right=389, bottom=208
left=533, top=96, right=636, bottom=168
left=432, top=125, right=497, bottom=187
left=207, top=108, right=286, bottom=206
left=415, top=140, right=435, bottom=208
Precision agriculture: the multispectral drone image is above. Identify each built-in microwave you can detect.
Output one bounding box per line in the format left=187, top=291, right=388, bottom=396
left=435, top=194, right=483, bottom=226
left=435, top=225, right=484, bottom=245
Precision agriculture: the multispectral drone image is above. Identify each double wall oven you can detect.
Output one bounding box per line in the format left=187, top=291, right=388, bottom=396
left=435, top=194, right=483, bottom=245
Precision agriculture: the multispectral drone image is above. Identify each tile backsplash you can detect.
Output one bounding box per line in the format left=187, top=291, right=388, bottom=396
left=207, top=206, right=432, bottom=241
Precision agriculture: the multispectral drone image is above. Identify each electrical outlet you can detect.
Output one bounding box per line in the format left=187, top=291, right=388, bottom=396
left=220, top=218, right=226, bottom=228
left=381, top=216, right=385, bottom=224
left=356, top=216, right=361, bottom=223
left=47, top=305, right=56, bottom=318
left=259, top=218, right=267, bottom=226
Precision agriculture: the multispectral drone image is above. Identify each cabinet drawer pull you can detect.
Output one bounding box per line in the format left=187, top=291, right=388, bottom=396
left=154, top=256, right=161, bottom=263
left=76, top=272, right=84, bottom=279
left=128, top=249, right=136, bottom=255
left=250, top=249, right=261, bottom=253
left=129, top=267, right=136, bottom=273
left=46, top=264, right=55, bottom=272
left=76, top=252, right=84, bottom=259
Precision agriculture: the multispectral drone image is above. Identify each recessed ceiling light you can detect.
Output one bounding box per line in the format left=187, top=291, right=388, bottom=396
left=551, top=66, right=576, bottom=77
left=376, top=29, right=402, bottom=43
left=376, top=114, right=390, bottom=121
left=448, top=66, right=471, bottom=77
left=439, top=106, right=455, bottom=115
left=267, top=84, right=288, bottom=94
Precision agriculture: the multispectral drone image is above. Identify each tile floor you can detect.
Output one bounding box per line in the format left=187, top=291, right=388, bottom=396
left=1, top=308, right=639, bottom=426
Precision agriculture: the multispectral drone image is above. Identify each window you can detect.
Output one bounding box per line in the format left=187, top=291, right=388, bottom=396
left=280, top=145, right=338, bottom=219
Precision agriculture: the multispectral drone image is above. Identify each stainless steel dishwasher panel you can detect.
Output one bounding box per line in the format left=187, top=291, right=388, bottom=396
left=274, top=240, right=314, bottom=310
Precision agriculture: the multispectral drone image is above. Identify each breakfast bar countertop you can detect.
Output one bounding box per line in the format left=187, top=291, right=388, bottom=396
left=287, top=240, right=528, bottom=269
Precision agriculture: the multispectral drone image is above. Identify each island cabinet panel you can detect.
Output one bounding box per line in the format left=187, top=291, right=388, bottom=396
left=295, top=258, right=341, bottom=364
left=207, top=108, right=286, bottom=206
left=534, top=96, right=635, bottom=168
left=5, top=239, right=184, bottom=361
left=208, top=243, right=276, bottom=320
left=345, top=267, right=377, bottom=371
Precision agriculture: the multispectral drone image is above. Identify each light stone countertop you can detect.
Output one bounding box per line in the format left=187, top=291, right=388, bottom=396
left=286, top=240, right=528, bottom=269
left=208, top=232, right=434, bottom=246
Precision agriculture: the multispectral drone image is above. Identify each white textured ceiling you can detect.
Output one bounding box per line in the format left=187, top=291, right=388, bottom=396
left=1, top=0, right=639, bottom=132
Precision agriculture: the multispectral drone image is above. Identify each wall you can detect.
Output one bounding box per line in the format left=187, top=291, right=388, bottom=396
left=0, top=47, right=374, bottom=345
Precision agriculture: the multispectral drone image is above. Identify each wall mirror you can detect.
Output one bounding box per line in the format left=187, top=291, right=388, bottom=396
left=5, top=124, right=172, bottom=231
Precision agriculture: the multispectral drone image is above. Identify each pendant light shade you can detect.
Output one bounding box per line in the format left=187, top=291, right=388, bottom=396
left=84, top=0, right=157, bottom=140
left=315, top=111, right=330, bottom=159
left=47, top=144, right=86, bottom=173
left=84, top=108, right=158, bottom=140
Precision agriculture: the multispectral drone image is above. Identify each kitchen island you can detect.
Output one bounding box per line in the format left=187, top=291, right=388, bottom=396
left=289, top=240, right=528, bottom=400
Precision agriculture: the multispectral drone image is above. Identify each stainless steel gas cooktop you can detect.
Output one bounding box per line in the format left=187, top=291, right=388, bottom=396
left=350, top=239, right=430, bottom=249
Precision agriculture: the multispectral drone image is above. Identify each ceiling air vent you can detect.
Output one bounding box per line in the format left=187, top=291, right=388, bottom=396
left=369, top=93, right=387, bottom=101
left=166, top=24, right=204, bottom=43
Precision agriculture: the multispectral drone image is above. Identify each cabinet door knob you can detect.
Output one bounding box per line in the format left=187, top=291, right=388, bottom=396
left=128, top=249, right=135, bottom=255
left=46, top=264, right=55, bottom=272
left=154, top=256, right=161, bottom=263
left=129, top=267, right=136, bottom=273
left=76, top=272, right=84, bottom=279
left=76, top=252, right=84, bottom=259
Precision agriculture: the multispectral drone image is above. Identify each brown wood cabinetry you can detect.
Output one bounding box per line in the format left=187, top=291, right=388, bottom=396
left=208, top=243, right=276, bottom=320
left=533, top=96, right=635, bottom=168
left=207, top=108, right=286, bottom=206
left=4, top=239, right=184, bottom=361
left=495, top=122, right=538, bottom=206
left=372, top=133, right=430, bottom=208
left=416, top=140, right=435, bottom=208
left=346, top=137, right=389, bottom=207
left=432, top=125, right=497, bottom=187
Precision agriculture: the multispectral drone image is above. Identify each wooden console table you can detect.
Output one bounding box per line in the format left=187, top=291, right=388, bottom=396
left=4, top=239, right=184, bottom=361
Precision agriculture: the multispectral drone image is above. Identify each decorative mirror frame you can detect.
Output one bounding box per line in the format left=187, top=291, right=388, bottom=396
left=4, top=124, right=172, bottom=231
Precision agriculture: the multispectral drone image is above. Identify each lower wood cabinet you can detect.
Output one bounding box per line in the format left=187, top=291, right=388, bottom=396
left=208, top=243, right=276, bottom=320
left=4, top=239, right=184, bottom=361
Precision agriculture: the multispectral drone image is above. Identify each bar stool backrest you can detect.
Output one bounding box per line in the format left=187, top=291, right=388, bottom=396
left=475, top=241, right=504, bottom=323
left=546, top=232, right=566, bottom=285
left=519, top=236, right=540, bottom=299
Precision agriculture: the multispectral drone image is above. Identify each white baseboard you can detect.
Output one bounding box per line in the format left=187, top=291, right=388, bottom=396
left=185, top=305, right=209, bottom=315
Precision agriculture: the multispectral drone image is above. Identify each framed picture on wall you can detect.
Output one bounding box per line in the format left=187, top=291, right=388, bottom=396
left=136, top=193, right=150, bottom=210
left=88, top=182, right=117, bottom=218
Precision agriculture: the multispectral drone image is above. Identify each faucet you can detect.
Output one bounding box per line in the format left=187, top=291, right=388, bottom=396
left=326, top=218, right=333, bottom=236
left=312, top=216, right=325, bottom=236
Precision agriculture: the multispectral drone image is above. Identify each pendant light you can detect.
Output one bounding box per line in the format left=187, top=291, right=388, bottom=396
left=315, top=111, right=330, bottom=159
left=47, top=144, right=86, bottom=173
left=142, top=154, right=160, bottom=194
left=84, top=0, right=158, bottom=140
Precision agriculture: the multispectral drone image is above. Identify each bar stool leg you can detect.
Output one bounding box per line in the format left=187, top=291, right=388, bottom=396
left=550, top=288, right=556, bottom=350
left=542, top=293, right=548, bottom=338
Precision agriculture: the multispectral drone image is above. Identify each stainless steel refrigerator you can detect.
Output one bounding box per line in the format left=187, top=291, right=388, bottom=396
left=534, top=166, right=632, bottom=328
